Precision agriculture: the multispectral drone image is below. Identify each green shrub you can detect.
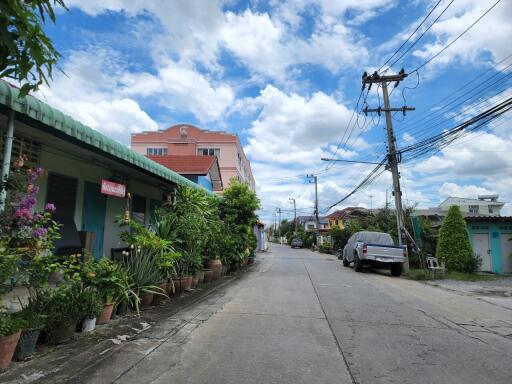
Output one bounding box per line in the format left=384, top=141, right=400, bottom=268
left=318, top=242, right=333, bottom=254
left=40, top=283, right=84, bottom=329
left=330, top=227, right=351, bottom=251
left=80, top=288, right=103, bottom=319
left=436, top=206, right=476, bottom=273
left=0, top=312, right=25, bottom=337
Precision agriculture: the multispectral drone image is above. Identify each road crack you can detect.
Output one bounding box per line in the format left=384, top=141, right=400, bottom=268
left=303, top=261, right=358, bottom=384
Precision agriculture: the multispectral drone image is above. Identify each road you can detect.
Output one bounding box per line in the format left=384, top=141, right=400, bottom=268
left=15, top=244, right=512, bottom=384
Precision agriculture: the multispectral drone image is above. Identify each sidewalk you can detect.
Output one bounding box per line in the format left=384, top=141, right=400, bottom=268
left=425, top=276, right=512, bottom=310
left=0, top=270, right=248, bottom=384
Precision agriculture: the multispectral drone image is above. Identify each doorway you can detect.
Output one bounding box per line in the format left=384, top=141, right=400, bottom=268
left=473, top=233, right=491, bottom=271
left=82, top=182, right=107, bottom=258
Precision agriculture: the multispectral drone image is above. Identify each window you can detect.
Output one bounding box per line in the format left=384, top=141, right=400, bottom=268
left=147, top=148, right=167, bottom=156
left=132, top=194, right=146, bottom=225
left=46, top=173, right=78, bottom=219
left=0, top=134, right=41, bottom=164
left=488, top=206, right=494, bottom=214
left=469, top=205, right=479, bottom=214
left=197, top=148, right=220, bottom=157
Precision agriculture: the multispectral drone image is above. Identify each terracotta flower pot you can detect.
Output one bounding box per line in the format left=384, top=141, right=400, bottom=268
left=192, top=276, right=199, bottom=289
left=141, top=292, right=154, bottom=307
left=221, top=265, right=229, bottom=276
left=0, top=331, right=21, bottom=369
left=208, top=259, right=222, bottom=280
left=184, top=276, right=193, bottom=291
left=97, top=303, right=115, bottom=324
left=197, top=271, right=205, bottom=285
left=171, top=278, right=185, bottom=296
left=247, top=256, right=255, bottom=265
left=152, top=282, right=169, bottom=304
left=203, top=269, right=213, bottom=283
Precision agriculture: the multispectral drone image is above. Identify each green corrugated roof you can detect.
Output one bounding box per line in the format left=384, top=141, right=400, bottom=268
left=0, top=80, right=213, bottom=195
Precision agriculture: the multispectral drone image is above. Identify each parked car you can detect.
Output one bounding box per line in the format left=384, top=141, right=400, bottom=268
left=342, top=231, right=406, bottom=276
left=290, top=238, right=303, bottom=248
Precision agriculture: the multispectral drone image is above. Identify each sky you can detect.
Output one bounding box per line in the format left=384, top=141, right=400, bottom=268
left=36, top=0, right=512, bottom=224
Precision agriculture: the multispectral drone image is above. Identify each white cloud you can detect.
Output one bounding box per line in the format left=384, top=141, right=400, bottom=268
left=438, top=182, right=495, bottom=200
left=411, top=0, right=512, bottom=70
left=121, top=61, right=235, bottom=123
left=37, top=51, right=158, bottom=144
left=244, top=85, right=354, bottom=164
left=66, top=0, right=373, bottom=82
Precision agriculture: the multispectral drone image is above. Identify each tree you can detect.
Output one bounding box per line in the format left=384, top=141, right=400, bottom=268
left=329, top=227, right=350, bottom=251
left=220, top=179, right=260, bottom=264
left=0, top=0, right=67, bottom=96
left=436, top=206, right=477, bottom=273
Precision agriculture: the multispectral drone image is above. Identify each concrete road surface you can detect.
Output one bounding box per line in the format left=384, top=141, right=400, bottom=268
left=20, top=244, right=512, bottom=383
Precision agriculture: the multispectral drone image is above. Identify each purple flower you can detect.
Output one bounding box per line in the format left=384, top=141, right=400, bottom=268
left=44, top=203, right=56, bottom=212
left=33, top=227, right=48, bottom=238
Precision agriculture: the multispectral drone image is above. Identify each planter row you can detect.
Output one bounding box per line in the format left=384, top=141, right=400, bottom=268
left=0, top=262, right=235, bottom=370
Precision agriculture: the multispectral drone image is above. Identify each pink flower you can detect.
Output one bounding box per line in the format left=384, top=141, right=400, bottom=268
left=44, top=203, right=56, bottom=212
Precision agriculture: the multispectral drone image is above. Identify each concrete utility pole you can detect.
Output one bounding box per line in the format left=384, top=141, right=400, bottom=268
left=306, top=174, right=319, bottom=243
left=289, top=198, right=297, bottom=235
left=277, top=207, right=282, bottom=244
left=362, top=70, right=414, bottom=271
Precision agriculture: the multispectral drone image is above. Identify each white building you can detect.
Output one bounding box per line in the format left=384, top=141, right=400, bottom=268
left=439, top=195, right=504, bottom=215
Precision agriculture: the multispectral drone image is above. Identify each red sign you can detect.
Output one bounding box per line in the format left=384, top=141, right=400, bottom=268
left=101, top=179, right=126, bottom=197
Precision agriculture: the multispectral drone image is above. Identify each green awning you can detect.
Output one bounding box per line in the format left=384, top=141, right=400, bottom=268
left=0, top=80, right=213, bottom=195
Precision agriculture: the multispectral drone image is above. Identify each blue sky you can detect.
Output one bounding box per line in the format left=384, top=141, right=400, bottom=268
left=36, top=0, right=512, bottom=223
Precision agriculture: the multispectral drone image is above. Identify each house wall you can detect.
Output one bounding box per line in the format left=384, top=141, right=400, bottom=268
left=467, top=221, right=512, bottom=274
left=131, top=125, right=255, bottom=191
left=36, top=145, right=163, bottom=258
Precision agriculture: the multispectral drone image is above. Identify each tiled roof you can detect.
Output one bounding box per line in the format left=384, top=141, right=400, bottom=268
left=147, top=155, right=216, bottom=174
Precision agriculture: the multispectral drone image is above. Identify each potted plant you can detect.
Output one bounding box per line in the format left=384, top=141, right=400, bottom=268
left=0, top=312, right=24, bottom=369
left=13, top=295, right=45, bottom=361
left=121, top=248, right=166, bottom=308
left=40, top=283, right=83, bottom=344
left=80, top=288, right=102, bottom=333
left=155, top=250, right=180, bottom=302
left=82, top=258, right=125, bottom=324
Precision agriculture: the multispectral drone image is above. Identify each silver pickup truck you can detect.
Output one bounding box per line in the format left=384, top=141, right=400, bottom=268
left=340, top=231, right=406, bottom=276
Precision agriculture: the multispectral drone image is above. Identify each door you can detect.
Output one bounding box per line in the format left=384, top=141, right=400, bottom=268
left=473, top=233, right=491, bottom=271
left=501, top=234, right=512, bottom=273
left=82, top=182, right=107, bottom=259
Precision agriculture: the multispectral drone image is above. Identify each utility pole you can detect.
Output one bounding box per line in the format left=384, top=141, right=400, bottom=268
left=273, top=212, right=277, bottom=240
left=369, top=193, right=374, bottom=212
left=306, top=174, right=319, bottom=244
left=277, top=207, right=282, bottom=244
left=385, top=189, right=389, bottom=209
left=289, top=198, right=297, bottom=236
left=362, top=70, right=414, bottom=271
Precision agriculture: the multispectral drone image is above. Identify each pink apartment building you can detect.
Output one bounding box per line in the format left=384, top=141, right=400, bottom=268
left=131, top=124, right=255, bottom=191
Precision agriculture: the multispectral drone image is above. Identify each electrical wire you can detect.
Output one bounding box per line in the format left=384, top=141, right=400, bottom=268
left=381, top=0, right=455, bottom=73
left=377, top=0, right=444, bottom=73
left=411, top=0, right=503, bottom=74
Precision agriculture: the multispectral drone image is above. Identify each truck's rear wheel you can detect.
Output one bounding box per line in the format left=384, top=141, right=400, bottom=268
left=390, top=263, right=402, bottom=277
left=342, top=257, right=350, bottom=267
left=354, top=255, right=363, bottom=272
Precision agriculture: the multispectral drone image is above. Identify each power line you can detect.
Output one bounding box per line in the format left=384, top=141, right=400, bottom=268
left=394, top=53, right=512, bottom=139
left=411, top=0, right=503, bottom=73
left=398, top=96, right=512, bottom=162
left=381, top=0, right=455, bottom=73
left=377, top=0, right=444, bottom=73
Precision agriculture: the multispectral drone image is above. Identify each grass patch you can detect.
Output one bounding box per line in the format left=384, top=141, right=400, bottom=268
left=406, top=268, right=500, bottom=282
left=444, top=271, right=499, bottom=282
